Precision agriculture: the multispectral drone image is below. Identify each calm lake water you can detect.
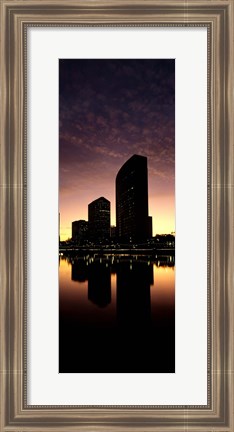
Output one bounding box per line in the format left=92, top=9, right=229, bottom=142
left=59, top=253, right=175, bottom=373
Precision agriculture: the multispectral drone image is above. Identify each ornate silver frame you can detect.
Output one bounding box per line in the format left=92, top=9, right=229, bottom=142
left=0, top=1, right=233, bottom=431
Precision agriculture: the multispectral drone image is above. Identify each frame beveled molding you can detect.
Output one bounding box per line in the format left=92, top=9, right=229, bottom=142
left=0, top=1, right=233, bottom=431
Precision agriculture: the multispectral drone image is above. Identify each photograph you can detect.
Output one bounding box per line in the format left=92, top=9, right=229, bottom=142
left=2, top=0, right=233, bottom=429
left=59, top=59, right=175, bottom=373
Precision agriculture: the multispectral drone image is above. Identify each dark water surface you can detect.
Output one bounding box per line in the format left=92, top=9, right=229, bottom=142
left=59, top=253, right=175, bottom=373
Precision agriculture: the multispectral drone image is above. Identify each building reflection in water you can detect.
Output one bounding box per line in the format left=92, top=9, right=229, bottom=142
left=117, top=261, right=152, bottom=329
left=88, top=261, right=111, bottom=308
left=71, top=259, right=88, bottom=283
left=59, top=253, right=175, bottom=373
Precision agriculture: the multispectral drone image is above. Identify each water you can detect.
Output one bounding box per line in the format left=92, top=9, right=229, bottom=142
left=59, top=253, right=175, bottom=373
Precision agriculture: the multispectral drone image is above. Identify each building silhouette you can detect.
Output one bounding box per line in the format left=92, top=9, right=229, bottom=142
left=116, top=260, right=152, bottom=329
left=148, top=216, right=153, bottom=239
left=88, top=197, right=110, bottom=243
left=72, top=219, right=88, bottom=243
left=110, top=225, right=117, bottom=240
left=116, top=154, right=152, bottom=242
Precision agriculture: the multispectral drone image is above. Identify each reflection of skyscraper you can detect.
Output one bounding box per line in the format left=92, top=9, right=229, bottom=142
left=88, top=197, right=110, bottom=243
left=88, top=261, right=111, bottom=307
left=116, top=155, right=152, bottom=242
left=71, top=259, right=88, bottom=282
left=116, top=261, right=152, bottom=328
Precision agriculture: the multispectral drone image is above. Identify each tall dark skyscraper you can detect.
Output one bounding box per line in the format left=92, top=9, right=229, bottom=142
left=88, top=197, right=110, bottom=243
left=116, top=154, right=152, bottom=242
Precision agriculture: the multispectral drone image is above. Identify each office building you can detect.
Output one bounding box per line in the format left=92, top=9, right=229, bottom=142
left=110, top=225, right=117, bottom=240
left=116, top=154, right=152, bottom=242
left=148, top=216, right=153, bottom=239
left=72, top=219, right=88, bottom=243
left=88, top=197, right=110, bottom=243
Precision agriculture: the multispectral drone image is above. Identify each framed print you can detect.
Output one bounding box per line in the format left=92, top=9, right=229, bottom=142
left=0, top=0, right=233, bottom=431
left=28, top=26, right=207, bottom=406
left=58, top=58, right=176, bottom=375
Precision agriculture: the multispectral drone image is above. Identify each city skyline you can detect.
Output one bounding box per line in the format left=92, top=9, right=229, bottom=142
left=59, top=59, right=175, bottom=241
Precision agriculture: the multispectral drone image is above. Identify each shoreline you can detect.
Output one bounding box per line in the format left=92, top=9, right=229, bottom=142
left=59, top=247, right=175, bottom=255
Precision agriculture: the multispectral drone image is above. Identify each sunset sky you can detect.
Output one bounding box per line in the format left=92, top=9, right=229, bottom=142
left=59, top=59, right=175, bottom=241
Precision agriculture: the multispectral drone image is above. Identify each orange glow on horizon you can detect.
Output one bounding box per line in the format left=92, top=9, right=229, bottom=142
left=60, top=195, right=175, bottom=241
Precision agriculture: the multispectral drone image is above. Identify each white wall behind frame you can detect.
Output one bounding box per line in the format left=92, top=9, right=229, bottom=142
left=27, top=27, right=207, bottom=405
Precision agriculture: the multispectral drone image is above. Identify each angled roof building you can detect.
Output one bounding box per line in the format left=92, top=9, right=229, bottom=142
left=88, top=196, right=110, bottom=243
left=116, top=154, right=152, bottom=243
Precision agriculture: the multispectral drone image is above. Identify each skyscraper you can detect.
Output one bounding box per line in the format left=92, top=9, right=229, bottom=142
left=72, top=219, right=88, bottom=243
left=88, top=197, right=110, bottom=243
left=116, top=154, right=152, bottom=242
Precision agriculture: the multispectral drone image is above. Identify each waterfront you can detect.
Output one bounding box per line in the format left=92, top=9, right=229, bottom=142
left=59, top=253, right=175, bottom=373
